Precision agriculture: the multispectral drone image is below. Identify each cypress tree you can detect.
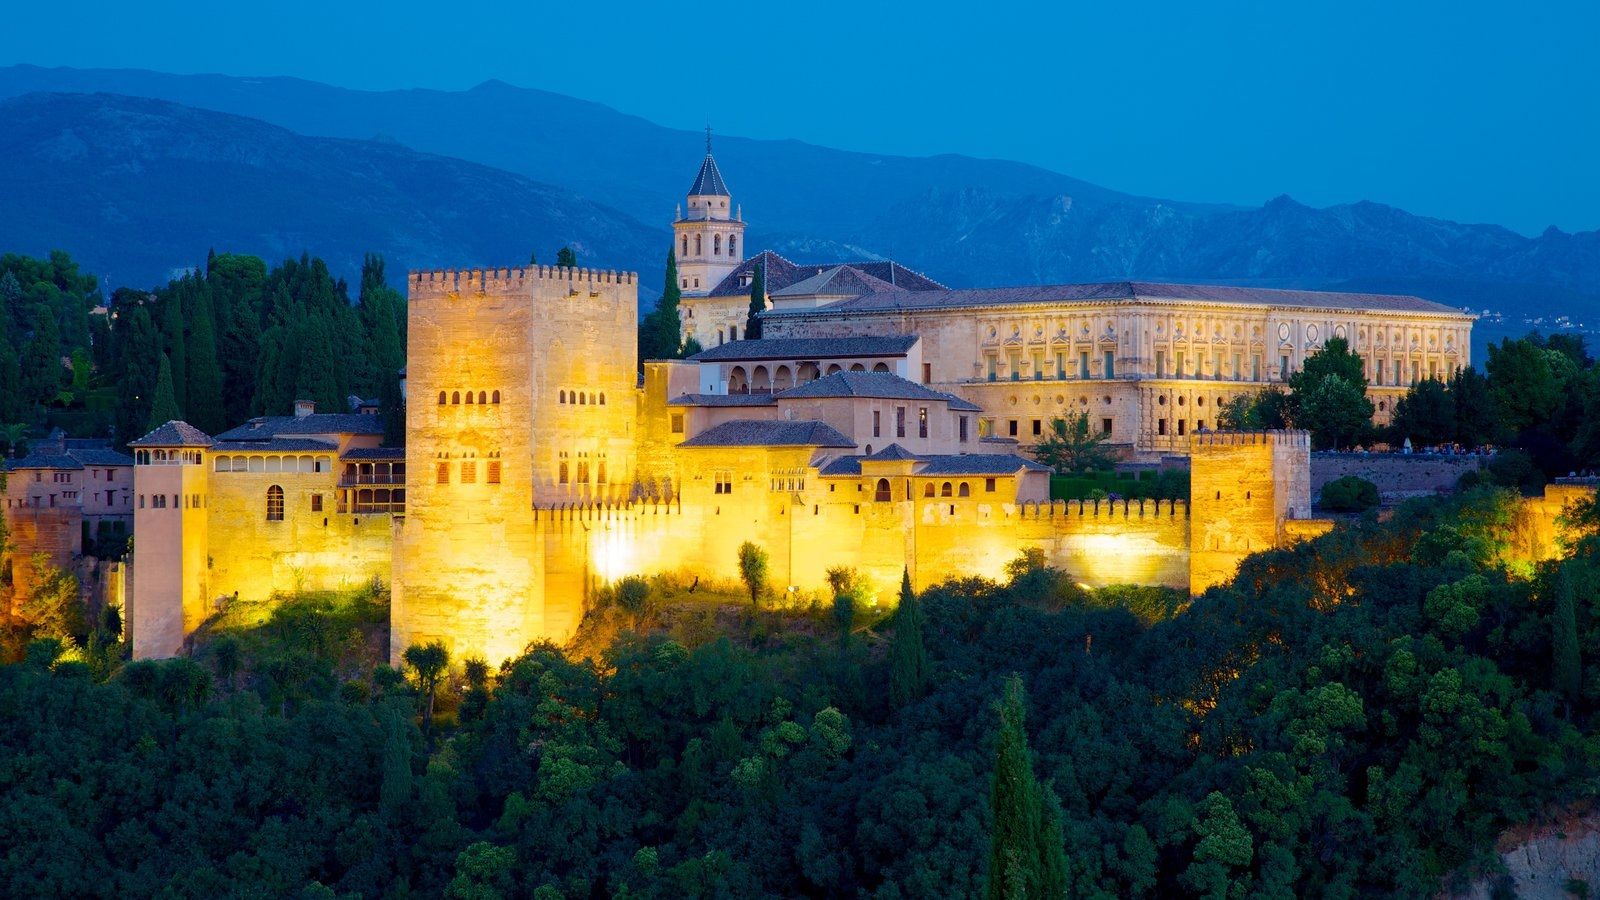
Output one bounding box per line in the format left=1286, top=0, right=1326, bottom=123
left=745, top=255, right=766, bottom=340
left=0, top=309, right=23, bottom=423
left=20, top=304, right=63, bottom=410
left=159, top=290, right=187, bottom=413
left=113, top=303, right=163, bottom=444
left=359, top=254, right=405, bottom=398
left=556, top=247, right=577, bottom=268
left=986, top=676, right=1069, bottom=900
left=210, top=253, right=267, bottom=426
left=146, top=353, right=181, bottom=431
left=184, top=278, right=226, bottom=433
left=656, top=249, right=683, bottom=357
left=890, top=568, right=929, bottom=707
left=1553, top=566, right=1582, bottom=703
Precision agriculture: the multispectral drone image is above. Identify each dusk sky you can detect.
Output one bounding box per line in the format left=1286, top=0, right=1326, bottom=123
left=10, top=0, right=1596, bottom=235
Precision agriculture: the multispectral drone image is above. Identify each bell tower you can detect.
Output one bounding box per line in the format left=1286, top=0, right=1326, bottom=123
left=673, top=128, right=745, bottom=297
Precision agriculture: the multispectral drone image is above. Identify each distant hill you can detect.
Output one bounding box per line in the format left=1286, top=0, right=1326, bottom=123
left=0, top=65, right=1595, bottom=330
left=0, top=91, right=661, bottom=287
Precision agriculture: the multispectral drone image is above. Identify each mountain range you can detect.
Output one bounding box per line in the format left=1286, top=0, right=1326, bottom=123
left=0, top=64, right=1595, bottom=338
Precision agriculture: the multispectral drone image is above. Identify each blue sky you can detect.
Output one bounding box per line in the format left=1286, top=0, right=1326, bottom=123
left=9, top=0, right=1596, bottom=235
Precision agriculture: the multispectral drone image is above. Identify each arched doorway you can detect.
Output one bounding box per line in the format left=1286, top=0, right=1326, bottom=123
left=728, top=365, right=748, bottom=393
left=773, top=365, right=794, bottom=391
left=752, top=365, right=771, bottom=393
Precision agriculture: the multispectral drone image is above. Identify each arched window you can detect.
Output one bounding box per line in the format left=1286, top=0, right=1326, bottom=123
left=695, top=234, right=702, bottom=255
left=874, top=478, right=892, bottom=502
left=681, top=235, right=688, bottom=257
left=438, top=391, right=447, bottom=405
left=923, top=483, right=935, bottom=497
left=872, top=362, right=891, bottom=373
left=599, top=393, right=606, bottom=405
left=579, top=393, right=586, bottom=405
left=478, top=391, right=487, bottom=404
left=265, top=485, right=284, bottom=521
left=577, top=461, right=589, bottom=483
left=958, top=482, right=971, bottom=497
left=597, top=461, right=607, bottom=484
left=466, top=391, right=474, bottom=404
left=941, top=482, right=953, bottom=497
left=728, top=235, right=737, bottom=257
left=452, top=391, right=461, bottom=404
left=714, top=234, right=721, bottom=255
left=492, top=390, right=500, bottom=404
left=560, top=390, right=567, bottom=404
left=559, top=462, right=569, bottom=484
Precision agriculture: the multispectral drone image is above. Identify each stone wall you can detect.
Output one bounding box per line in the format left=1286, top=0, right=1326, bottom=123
left=1310, top=451, right=1487, bottom=503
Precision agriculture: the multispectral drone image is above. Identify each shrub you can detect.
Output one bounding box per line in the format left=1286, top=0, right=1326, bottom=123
left=1320, top=475, right=1380, bottom=512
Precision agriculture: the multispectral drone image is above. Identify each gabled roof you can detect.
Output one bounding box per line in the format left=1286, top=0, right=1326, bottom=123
left=688, top=335, right=919, bottom=363
left=770, top=281, right=1468, bottom=317
left=771, top=265, right=896, bottom=298
left=66, top=448, right=134, bottom=467
left=704, top=251, right=945, bottom=298
left=688, top=154, right=730, bottom=197
left=130, top=421, right=214, bottom=447
left=775, top=371, right=982, bottom=411
left=679, top=419, right=854, bottom=448
left=666, top=393, right=777, bottom=408
left=2, top=453, right=82, bottom=471
left=915, top=454, right=1051, bottom=476
left=817, top=455, right=865, bottom=477
left=214, top=413, right=384, bottom=442
left=864, top=444, right=920, bottom=462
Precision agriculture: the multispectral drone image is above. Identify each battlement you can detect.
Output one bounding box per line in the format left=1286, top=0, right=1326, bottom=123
left=407, top=265, right=638, bottom=295
left=535, top=498, right=683, bottom=521
left=1190, top=429, right=1310, bottom=450
left=1017, top=498, right=1189, bottom=520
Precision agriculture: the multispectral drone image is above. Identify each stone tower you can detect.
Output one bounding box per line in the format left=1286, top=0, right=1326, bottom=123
left=672, top=129, right=745, bottom=296
left=127, top=422, right=213, bottom=659
left=1187, top=429, right=1312, bottom=594
left=393, top=264, right=638, bottom=666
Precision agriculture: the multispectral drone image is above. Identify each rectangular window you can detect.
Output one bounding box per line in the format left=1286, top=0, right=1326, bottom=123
left=437, top=462, right=449, bottom=484
left=1178, top=420, right=1187, bottom=436
left=670, top=413, right=684, bottom=435
left=487, top=461, right=501, bottom=484
left=987, top=356, right=997, bottom=382
left=1008, top=419, right=1019, bottom=437
left=1009, top=353, right=1020, bottom=382
left=1056, top=352, right=1066, bottom=379
left=1032, top=419, right=1042, bottom=437
left=1175, top=351, right=1186, bottom=380
left=959, top=416, right=969, bottom=442
left=1102, top=418, right=1113, bottom=435
left=1155, top=350, right=1165, bottom=379
left=1032, top=353, right=1043, bottom=380
left=1214, top=352, right=1223, bottom=381
left=1232, top=353, right=1241, bottom=381
left=1375, top=359, right=1385, bottom=385
left=138, top=494, right=145, bottom=509
left=922, top=362, right=932, bottom=383
left=1079, top=351, right=1090, bottom=380
left=1412, top=361, right=1421, bottom=384
left=1197, top=419, right=1206, bottom=431
left=1280, top=354, right=1290, bottom=377
left=311, top=494, right=323, bottom=512
left=873, top=409, right=881, bottom=438
left=985, top=477, right=997, bottom=493
left=896, top=406, right=906, bottom=438
left=1158, top=418, right=1168, bottom=435
left=1104, top=351, right=1116, bottom=380
left=1252, top=355, right=1262, bottom=382
left=462, top=460, right=476, bottom=483
left=714, top=471, right=733, bottom=495
left=918, top=407, right=928, bottom=438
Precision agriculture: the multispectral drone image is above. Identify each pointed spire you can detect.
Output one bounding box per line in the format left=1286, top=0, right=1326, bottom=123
left=706, top=123, right=713, bottom=154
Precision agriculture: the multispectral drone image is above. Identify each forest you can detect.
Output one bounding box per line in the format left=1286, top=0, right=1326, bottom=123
left=0, top=481, right=1595, bottom=898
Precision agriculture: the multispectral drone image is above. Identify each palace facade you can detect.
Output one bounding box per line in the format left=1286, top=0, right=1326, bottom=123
left=122, top=148, right=1488, bottom=665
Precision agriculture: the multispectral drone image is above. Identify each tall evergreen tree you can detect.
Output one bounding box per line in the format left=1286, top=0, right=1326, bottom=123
left=655, top=249, right=682, bottom=356
left=146, top=353, right=181, bottom=431
left=209, top=254, right=267, bottom=426
left=985, top=676, right=1069, bottom=900
left=159, top=290, right=188, bottom=413
left=113, top=302, right=163, bottom=444
left=20, top=304, right=63, bottom=410
left=889, top=569, right=929, bottom=707
left=745, top=256, right=766, bottom=340
left=0, top=308, right=23, bottom=423
left=183, top=278, right=226, bottom=434
left=555, top=247, right=578, bottom=268
left=359, top=254, right=406, bottom=397
left=1553, top=566, right=1582, bottom=703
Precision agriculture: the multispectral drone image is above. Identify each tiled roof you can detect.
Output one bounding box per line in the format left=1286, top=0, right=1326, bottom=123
left=705, top=251, right=944, bottom=298
left=773, top=281, right=1469, bottom=317
left=775, top=371, right=982, bottom=411
left=818, top=455, right=864, bottom=476
left=214, top=413, right=384, bottom=441
left=211, top=439, right=339, bottom=453
left=688, top=335, right=919, bottom=362
left=67, top=448, right=134, bottom=467
left=680, top=419, right=854, bottom=448
left=771, top=265, right=896, bottom=298
left=341, top=447, right=406, bottom=460
left=667, top=393, right=777, bottom=407
left=688, top=154, right=730, bottom=196
left=864, top=444, right=920, bottom=461
left=2, top=453, right=82, bottom=471
left=915, top=454, right=1051, bottom=475
left=130, top=421, right=214, bottom=447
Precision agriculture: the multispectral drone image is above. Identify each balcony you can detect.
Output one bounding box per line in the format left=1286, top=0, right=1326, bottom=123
left=338, top=473, right=406, bottom=487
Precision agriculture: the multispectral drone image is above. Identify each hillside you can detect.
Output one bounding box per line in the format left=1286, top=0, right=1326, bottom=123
left=0, top=66, right=1596, bottom=323
left=0, top=91, right=661, bottom=286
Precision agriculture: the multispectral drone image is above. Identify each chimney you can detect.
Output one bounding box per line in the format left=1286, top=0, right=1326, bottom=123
left=293, top=400, right=315, bottom=418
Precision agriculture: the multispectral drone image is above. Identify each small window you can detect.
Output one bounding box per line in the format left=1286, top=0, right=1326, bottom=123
left=714, top=471, right=733, bottom=494
left=560, top=390, right=567, bottom=404
left=597, top=462, right=607, bottom=484
left=437, top=462, right=450, bottom=484
left=466, top=391, right=474, bottom=404
left=671, top=413, right=684, bottom=434
left=599, top=393, right=606, bottom=406
left=478, top=391, right=487, bottom=404
left=461, top=461, right=476, bottom=484
left=873, top=410, right=881, bottom=438
left=487, top=461, right=501, bottom=484
left=1102, top=418, right=1113, bottom=435
left=1008, top=420, right=1019, bottom=437
left=266, top=485, right=284, bottom=521
left=311, top=494, right=323, bottom=512
left=896, top=407, right=907, bottom=438
left=579, top=393, right=586, bottom=406
left=1032, top=419, right=1042, bottom=437
left=559, top=462, right=569, bottom=484
left=985, top=478, right=997, bottom=493
left=438, top=391, right=447, bottom=405
left=919, top=407, right=929, bottom=439
left=452, top=391, right=461, bottom=404
left=492, top=390, right=500, bottom=404
left=923, top=483, right=935, bottom=497
left=959, top=416, right=969, bottom=442
left=958, top=482, right=971, bottom=497
left=874, top=478, right=892, bottom=502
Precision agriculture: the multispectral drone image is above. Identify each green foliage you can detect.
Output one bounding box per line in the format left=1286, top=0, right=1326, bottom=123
left=984, top=676, right=1068, bottom=899
left=555, top=246, right=578, bottom=268
left=616, top=575, right=652, bottom=620
left=144, top=353, right=180, bottom=431
left=403, top=640, right=449, bottom=741
left=1392, top=377, right=1455, bottom=446
left=736, top=541, right=768, bottom=607
left=1218, top=387, right=1289, bottom=431
left=1319, top=475, right=1380, bottom=512
left=1286, top=338, right=1374, bottom=448
left=1050, top=467, right=1187, bottom=502
left=638, top=248, right=684, bottom=364
left=1551, top=567, right=1581, bottom=702
left=889, top=569, right=928, bottom=706
left=14, top=554, right=85, bottom=645
left=745, top=257, right=766, bottom=340
left=1032, top=411, right=1115, bottom=473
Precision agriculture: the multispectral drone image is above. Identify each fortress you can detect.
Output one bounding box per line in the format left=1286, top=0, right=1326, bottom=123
left=123, top=147, right=1494, bottom=665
